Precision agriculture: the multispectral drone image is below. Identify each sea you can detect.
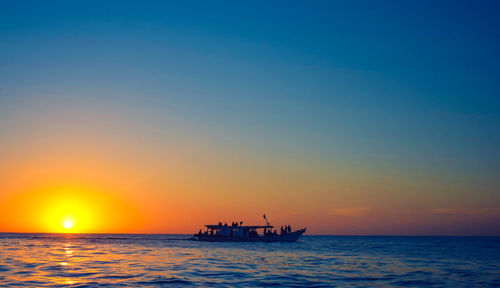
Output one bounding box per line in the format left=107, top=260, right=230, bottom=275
left=0, top=233, right=499, bottom=287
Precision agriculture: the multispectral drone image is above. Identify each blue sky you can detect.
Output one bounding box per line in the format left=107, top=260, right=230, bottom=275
left=1, top=1, right=499, bottom=234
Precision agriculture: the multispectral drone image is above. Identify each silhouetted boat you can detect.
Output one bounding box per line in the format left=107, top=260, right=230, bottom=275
left=193, top=215, right=306, bottom=242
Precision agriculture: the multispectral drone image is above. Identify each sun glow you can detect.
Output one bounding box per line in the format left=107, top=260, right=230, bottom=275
left=45, top=196, right=93, bottom=233
left=1, top=184, right=144, bottom=233
left=63, top=219, right=74, bottom=230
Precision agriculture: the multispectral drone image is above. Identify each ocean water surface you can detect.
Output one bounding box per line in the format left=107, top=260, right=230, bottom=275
left=0, top=233, right=499, bottom=287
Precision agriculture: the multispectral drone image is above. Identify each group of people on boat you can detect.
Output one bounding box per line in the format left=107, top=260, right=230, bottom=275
left=263, top=225, right=293, bottom=236
left=216, top=221, right=243, bottom=227
left=281, top=225, right=293, bottom=234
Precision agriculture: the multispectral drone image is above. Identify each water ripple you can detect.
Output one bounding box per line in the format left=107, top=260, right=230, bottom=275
left=0, top=234, right=499, bottom=287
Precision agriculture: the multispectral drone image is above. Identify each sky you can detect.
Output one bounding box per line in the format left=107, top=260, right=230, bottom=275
left=1, top=0, right=499, bottom=235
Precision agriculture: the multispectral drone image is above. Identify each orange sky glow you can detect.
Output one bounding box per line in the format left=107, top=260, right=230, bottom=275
left=0, top=98, right=499, bottom=235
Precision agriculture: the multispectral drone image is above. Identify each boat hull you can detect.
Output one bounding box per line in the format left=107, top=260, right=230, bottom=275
left=194, top=228, right=306, bottom=242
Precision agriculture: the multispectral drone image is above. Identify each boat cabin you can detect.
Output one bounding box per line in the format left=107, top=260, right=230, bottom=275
left=203, top=224, right=274, bottom=238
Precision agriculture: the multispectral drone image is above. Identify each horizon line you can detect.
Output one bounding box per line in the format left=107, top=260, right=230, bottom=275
left=1, top=231, right=499, bottom=237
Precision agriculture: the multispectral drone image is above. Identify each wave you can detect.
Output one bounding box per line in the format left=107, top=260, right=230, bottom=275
left=0, top=235, right=499, bottom=287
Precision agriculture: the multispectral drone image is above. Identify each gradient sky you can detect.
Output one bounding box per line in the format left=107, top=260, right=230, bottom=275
left=1, top=1, right=499, bottom=235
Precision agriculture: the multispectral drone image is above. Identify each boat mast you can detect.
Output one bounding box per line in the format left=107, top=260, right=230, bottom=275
left=263, top=214, right=270, bottom=226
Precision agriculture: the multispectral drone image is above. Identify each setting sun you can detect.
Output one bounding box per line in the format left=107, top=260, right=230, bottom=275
left=63, top=219, right=74, bottom=230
